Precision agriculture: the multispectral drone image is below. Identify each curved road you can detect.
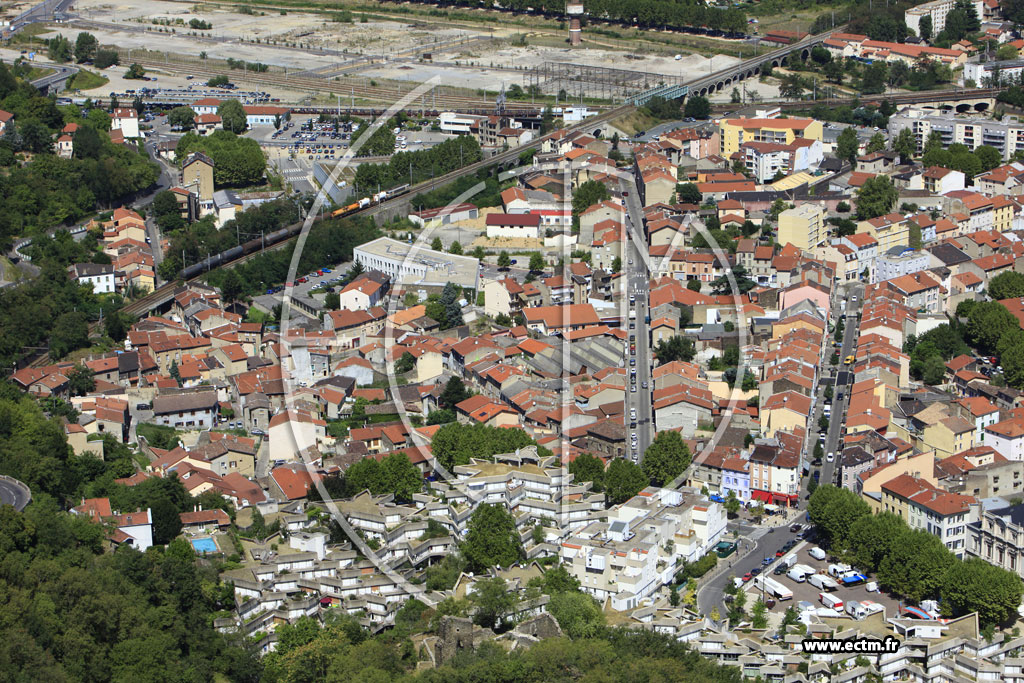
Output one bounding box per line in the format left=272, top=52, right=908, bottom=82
left=0, top=477, right=31, bottom=512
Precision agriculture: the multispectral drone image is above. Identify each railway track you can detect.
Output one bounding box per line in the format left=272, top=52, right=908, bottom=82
left=22, top=103, right=625, bottom=370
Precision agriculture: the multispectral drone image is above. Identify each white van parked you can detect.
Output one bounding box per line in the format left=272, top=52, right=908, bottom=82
left=809, top=547, right=827, bottom=561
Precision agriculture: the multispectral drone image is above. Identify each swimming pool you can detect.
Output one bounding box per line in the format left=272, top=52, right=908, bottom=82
left=191, top=537, right=218, bottom=553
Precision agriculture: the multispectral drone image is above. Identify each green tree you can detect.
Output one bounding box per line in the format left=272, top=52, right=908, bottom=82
left=642, top=431, right=691, bottom=487
left=74, top=32, right=98, bottom=63
left=448, top=241, right=462, bottom=255
left=217, top=99, right=247, bottom=133
left=710, top=264, right=755, bottom=295
left=683, top=95, right=711, bottom=120
left=168, top=106, right=196, bottom=131
left=528, top=252, right=545, bottom=272
left=807, top=485, right=871, bottom=551
left=855, top=175, right=898, bottom=220
left=976, top=145, right=1002, bottom=171
left=219, top=268, right=243, bottom=304
left=967, top=301, right=1018, bottom=355
left=836, top=127, right=860, bottom=167
left=823, top=59, right=844, bottom=85
left=919, top=14, right=933, bottom=40
left=677, top=182, right=702, bottom=205
left=50, top=311, right=89, bottom=359
left=175, top=130, right=266, bottom=187
left=844, top=512, right=907, bottom=572
left=988, top=271, right=1024, bottom=301
left=941, top=557, right=1024, bottom=626
left=380, top=452, right=422, bottom=502
left=751, top=597, right=768, bottom=629
left=893, top=128, right=916, bottom=161
left=611, top=256, right=622, bottom=273
left=462, top=503, right=521, bottom=572
left=94, top=49, right=119, bottom=68
left=724, top=489, right=741, bottom=516
left=572, top=180, right=611, bottom=216
left=877, top=528, right=954, bottom=603
left=394, top=351, right=416, bottom=374
left=124, top=63, right=146, bottom=80
left=866, top=132, right=887, bottom=153
left=547, top=591, right=605, bottom=638
left=470, top=576, right=517, bottom=630
left=431, top=236, right=443, bottom=251
left=654, top=335, right=696, bottom=363
left=66, top=364, right=95, bottom=396
left=497, top=251, right=511, bottom=269
left=568, top=453, right=605, bottom=492
left=604, top=458, right=647, bottom=505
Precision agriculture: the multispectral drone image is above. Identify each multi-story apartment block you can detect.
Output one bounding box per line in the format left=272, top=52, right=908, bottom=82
left=888, top=109, right=1024, bottom=161
left=717, top=117, right=824, bottom=157
left=967, top=502, right=1024, bottom=577
left=777, top=204, right=826, bottom=252
left=880, top=473, right=979, bottom=558
left=905, top=0, right=984, bottom=37
left=561, top=488, right=725, bottom=610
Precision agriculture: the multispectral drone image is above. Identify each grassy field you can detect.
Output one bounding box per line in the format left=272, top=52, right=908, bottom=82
left=66, top=68, right=109, bottom=91
left=610, top=109, right=662, bottom=136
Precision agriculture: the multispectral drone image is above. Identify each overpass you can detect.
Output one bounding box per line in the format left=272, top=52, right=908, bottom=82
left=682, top=29, right=846, bottom=98
left=31, top=64, right=78, bottom=95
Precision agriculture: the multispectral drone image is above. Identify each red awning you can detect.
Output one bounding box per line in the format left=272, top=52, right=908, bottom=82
left=750, top=489, right=772, bottom=503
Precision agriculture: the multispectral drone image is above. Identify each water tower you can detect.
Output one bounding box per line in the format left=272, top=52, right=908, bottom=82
left=567, top=2, right=583, bottom=46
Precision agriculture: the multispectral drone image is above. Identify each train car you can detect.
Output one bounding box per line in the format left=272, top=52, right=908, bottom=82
left=222, top=245, right=244, bottom=261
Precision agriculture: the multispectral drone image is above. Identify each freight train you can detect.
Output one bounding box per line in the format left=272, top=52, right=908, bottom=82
left=179, top=184, right=412, bottom=280
left=331, top=184, right=410, bottom=218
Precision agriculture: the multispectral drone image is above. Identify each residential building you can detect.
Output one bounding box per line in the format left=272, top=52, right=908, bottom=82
left=857, top=213, right=912, bottom=251
left=110, top=108, right=139, bottom=138
left=880, top=473, right=979, bottom=558
left=777, top=204, right=826, bottom=251
left=151, top=390, right=220, bottom=429
left=906, top=0, right=985, bottom=37
left=718, top=117, right=824, bottom=157
left=68, top=263, right=116, bottom=293
left=485, top=213, right=542, bottom=239
left=888, top=109, right=1024, bottom=161
left=967, top=503, right=1024, bottom=576
left=874, top=247, right=931, bottom=284
left=181, top=152, right=215, bottom=205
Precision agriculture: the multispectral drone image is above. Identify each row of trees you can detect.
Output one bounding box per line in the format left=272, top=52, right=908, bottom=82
left=808, top=485, right=1023, bottom=625
left=201, top=213, right=381, bottom=298
left=174, top=129, right=266, bottom=187
left=431, top=421, right=551, bottom=471
left=158, top=196, right=303, bottom=282
left=353, top=134, right=482, bottom=193
left=569, top=432, right=692, bottom=504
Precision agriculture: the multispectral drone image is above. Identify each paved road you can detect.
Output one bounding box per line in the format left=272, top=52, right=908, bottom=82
left=621, top=176, right=654, bottom=461
left=0, top=477, right=31, bottom=511
left=697, top=522, right=802, bottom=616
left=819, top=284, right=864, bottom=488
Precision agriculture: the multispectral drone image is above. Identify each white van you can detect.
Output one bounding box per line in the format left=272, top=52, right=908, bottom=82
left=788, top=567, right=810, bottom=583
left=865, top=581, right=879, bottom=593
left=809, top=547, right=827, bottom=561
left=820, top=592, right=843, bottom=610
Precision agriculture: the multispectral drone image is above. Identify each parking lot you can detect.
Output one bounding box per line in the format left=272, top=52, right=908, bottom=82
left=741, top=537, right=906, bottom=621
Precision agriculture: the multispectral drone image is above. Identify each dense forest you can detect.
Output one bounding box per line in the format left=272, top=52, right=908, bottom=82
left=0, top=384, right=260, bottom=681
left=0, top=61, right=159, bottom=250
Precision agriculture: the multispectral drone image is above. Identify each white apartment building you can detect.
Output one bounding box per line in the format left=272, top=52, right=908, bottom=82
left=438, top=112, right=484, bottom=134
left=881, top=474, right=979, bottom=559
left=888, top=108, right=1024, bottom=161
left=562, top=488, right=726, bottom=610
left=905, top=0, right=984, bottom=37
left=874, top=246, right=932, bottom=284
